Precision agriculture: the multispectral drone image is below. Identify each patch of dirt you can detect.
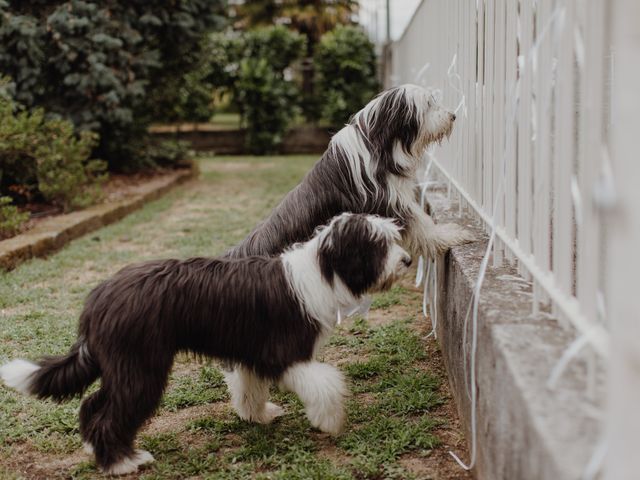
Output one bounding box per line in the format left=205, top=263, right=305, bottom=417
left=142, top=403, right=228, bottom=437
left=3, top=442, right=89, bottom=480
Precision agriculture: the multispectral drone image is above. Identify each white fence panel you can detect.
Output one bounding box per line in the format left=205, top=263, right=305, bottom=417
left=389, top=0, right=640, bottom=475
left=606, top=2, right=640, bottom=477
left=392, top=0, right=611, bottom=355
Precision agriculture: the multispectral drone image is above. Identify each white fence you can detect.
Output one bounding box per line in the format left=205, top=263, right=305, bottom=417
left=390, top=0, right=638, bottom=477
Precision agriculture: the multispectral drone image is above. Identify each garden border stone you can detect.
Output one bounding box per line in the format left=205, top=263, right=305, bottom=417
left=0, top=167, right=195, bottom=271
left=149, top=124, right=332, bottom=154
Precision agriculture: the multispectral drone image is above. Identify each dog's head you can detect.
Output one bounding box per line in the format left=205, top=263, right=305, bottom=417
left=316, top=213, right=411, bottom=296
left=354, top=84, right=455, bottom=177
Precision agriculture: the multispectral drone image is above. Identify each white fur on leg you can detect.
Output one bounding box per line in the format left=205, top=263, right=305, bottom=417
left=83, top=442, right=94, bottom=455
left=0, top=359, right=40, bottom=395
left=280, top=361, right=347, bottom=435
left=103, top=449, right=155, bottom=476
left=223, top=367, right=284, bottom=424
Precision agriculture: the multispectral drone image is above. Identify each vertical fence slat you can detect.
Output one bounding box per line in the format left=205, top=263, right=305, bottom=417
left=606, top=1, right=640, bottom=476
left=576, top=0, right=605, bottom=326
left=517, top=0, right=533, bottom=278
left=552, top=0, right=576, bottom=303
left=492, top=0, right=506, bottom=266
left=533, top=0, right=554, bottom=302
left=483, top=0, right=495, bottom=220
left=468, top=0, right=478, bottom=203
left=504, top=0, right=518, bottom=263
left=476, top=0, right=486, bottom=206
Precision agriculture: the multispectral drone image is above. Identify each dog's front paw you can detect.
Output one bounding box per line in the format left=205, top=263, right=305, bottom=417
left=256, top=402, right=285, bottom=424
left=425, top=223, right=476, bottom=258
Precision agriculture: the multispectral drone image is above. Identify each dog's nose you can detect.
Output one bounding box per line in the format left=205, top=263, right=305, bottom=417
left=402, top=255, right=412, bottom=267
left=451, top=113, right=457, bottom=121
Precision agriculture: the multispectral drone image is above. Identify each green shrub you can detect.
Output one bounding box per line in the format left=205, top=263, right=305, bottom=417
left=0, top=0, right=225, bottom=171
left=0, top=91, right=106, bottom=211
left=314, top=25, right=379, bottom=127
left=205, top=26, right=306, bottom=154
left=0, top=195, right=28, bottom=239
left=236, top=57, right=300, bottom=154
left=165, top=64, right=216, bottom=123
left=141, top=140, right=193, bottom=170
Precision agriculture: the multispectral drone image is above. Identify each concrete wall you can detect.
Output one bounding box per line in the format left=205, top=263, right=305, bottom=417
left=427, top=183, right=603, bottom=480
left=150, top=125, right=331, bottom=155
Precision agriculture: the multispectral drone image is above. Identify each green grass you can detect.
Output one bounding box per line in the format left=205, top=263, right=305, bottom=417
left=161, top=364, right=228, bottom=412
left=0, top=154, right=447, bottom=479
left=370, top=285, right=408, bottom=309
left=210, top=112, right=241, bottom=130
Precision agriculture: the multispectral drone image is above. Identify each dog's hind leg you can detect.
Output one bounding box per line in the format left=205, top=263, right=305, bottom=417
left=224, top=366, right=284, bottom=424
left=79, top=389, right=107, bottom=455
left=81, top=359, right=169, bottom=475
left=279, top=361, right=347, bottom=435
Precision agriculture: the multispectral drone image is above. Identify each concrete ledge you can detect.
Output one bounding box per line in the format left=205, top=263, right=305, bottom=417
left=0, top=168, right=194, bottom=271
left=427, top=183, right=603, bottom=480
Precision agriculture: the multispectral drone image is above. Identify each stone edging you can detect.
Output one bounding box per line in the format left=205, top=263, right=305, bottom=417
left=0, top=167, right=195, bottom=271
left=150, top=124, right=332, bottom=155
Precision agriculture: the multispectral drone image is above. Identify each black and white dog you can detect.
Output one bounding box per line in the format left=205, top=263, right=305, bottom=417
left=0, top=213, right=411, bottom=475
left=226, top=84, right=473, bottom=261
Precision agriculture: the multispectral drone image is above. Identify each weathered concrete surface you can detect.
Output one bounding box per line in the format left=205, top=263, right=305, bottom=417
left=0, top=168, right=194, bottom=271
left=150, top=124, right=331, bottom=154
left=427, top=183, right=604, bottom=480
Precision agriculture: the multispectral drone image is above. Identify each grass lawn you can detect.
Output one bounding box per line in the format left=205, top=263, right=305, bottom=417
left=209, top=112, right=242, bottom=130
left=0, top=155, right=469, bottom=479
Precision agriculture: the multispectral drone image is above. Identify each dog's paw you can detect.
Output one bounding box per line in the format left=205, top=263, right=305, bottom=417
left=103, top=449, right=155, bottom=476
left=257, top=402, right=285, bottom=424
left=241, top=402, right=285, bottom=424
left=82, top=442, right=94, bottom=455
left=425, top=223, right=476, bottom=258
left=306, top=404, right=345, bottom=436
left=133, top=449, right=155, bottom=466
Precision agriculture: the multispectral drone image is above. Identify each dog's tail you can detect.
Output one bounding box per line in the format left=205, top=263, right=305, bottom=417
left=0, top=340, right=99, bottom=402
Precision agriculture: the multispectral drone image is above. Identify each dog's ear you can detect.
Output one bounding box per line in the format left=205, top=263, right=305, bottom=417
left=318, top=216, right=388, bottom=296
left=367, top=88, right=420, bottom=179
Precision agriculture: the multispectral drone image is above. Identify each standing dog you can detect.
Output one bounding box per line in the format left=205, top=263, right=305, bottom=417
left=226, top=84, right=473, bottom=261
left=0, top=213, right=411, bottom=475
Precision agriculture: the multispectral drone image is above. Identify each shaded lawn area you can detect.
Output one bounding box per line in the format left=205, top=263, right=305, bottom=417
left=0, top=155, right=469, bottom=479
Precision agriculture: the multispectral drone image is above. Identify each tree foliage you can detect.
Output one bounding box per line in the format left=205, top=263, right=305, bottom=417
left=314, top=25, right=379, bottom=127
left=232, top=0, right=357, bottom=52
left=206, top=26, right=306, bottom=154
left=0, top=0, right=225, bottom=170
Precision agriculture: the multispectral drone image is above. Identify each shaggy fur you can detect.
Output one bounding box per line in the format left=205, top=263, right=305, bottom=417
left=226, top=84, right=474, bottom=261
left=0, top=213, right=410, bottom=475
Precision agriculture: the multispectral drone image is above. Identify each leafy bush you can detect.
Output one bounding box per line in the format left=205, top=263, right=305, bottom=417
left=0, top=195, right=28, bottom=239
left=0, top=91, right=106, bottom=211
left=206, top=26, right=306, bottom=154
left=236, top=58, right=300, bottom=154
left=159, top=63, right=216, bottom=123
left=314, top=25, right=379, bottom=127
left=0, top=0, right=225, bottom=171
left=141, top=140, right=193, bottom=170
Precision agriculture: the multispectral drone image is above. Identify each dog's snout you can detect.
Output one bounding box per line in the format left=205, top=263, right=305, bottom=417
left=401, top=255, right=412, bottom=267
left=451, top=112, right=457, bottom=121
